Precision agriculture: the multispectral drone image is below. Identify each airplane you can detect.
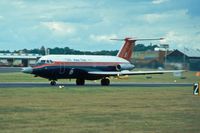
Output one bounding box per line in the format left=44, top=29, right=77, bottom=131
left=22, top=37, right=183, bottom=86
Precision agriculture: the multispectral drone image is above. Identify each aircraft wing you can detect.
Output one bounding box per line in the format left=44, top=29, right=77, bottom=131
left=88, top=70, right=185, bottom=76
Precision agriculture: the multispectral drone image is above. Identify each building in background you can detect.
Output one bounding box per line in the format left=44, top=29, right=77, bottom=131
left=1, top=48, right=200, bottom=71
left=0, top=53, right=41, bottom=67
left=130, top=51, right=167, bottom=68
left=166, top=48, right=200, bottom=71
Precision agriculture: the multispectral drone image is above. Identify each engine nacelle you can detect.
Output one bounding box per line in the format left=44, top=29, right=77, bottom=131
left=116, top=63, right=135, bottom=71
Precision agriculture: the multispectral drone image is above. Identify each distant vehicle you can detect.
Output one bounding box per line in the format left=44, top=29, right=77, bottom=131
left=22, top=38, right=183, bottom=86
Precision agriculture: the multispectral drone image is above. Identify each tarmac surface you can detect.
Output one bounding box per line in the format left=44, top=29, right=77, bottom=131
left=0, top=82, right=193, bottom=88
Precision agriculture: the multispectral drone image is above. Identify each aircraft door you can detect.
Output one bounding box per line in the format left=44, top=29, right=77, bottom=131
left=59, top=62, right=65, bottom=74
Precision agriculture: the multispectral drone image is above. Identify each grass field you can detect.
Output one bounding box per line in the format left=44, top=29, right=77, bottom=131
left=0, top=87, right=200, bottom=133
left=0, top=71, right=199, bottom=132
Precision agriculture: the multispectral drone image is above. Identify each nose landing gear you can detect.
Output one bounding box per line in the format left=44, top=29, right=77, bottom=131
left=50, top=80, right=56, bottom=86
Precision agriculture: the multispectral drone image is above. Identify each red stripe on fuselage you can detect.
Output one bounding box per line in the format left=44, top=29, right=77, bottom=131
left=33, top=61, right=126, bottom=69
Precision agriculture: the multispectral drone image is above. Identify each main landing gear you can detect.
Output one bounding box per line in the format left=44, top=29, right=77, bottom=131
left=101, top=78, right=110, bottom=86
left=50, top=78, right=110, bottom=86
left=76, top=78, right=110, bottom=86
left=76, top=79, right=85, bottom=86
left=50, top=80, right=56, bottom=86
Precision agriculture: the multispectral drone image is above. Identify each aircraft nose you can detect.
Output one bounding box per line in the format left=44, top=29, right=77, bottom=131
left=21, top=67, right=33, bottom=74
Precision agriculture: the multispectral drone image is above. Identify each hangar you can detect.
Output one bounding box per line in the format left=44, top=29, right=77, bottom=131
left=166, top=49, right=200, bottom=71
left=0, top=53, right=41, bottom=67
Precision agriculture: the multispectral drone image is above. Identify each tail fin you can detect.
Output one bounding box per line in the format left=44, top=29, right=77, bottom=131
left=113, top=38, right=164, bottom=61
left=117, top=38, right=135, bottom=61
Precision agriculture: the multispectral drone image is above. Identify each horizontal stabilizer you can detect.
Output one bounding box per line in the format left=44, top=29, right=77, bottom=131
left=111, top=38, right=164, bottom=42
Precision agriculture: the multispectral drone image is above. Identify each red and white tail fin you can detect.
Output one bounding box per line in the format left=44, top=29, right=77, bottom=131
left=117, top=38, right=135, bottom=61
left=112, top=38, right=164, bottom=61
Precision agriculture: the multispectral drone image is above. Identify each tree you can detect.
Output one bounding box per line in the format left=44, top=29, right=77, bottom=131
left=40, top=46, right=46, bottom=55
left=1, top=43, right=158, bottom=55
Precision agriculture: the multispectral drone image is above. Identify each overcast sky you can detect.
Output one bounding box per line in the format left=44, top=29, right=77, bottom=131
left=0, top=0, right=200, bottom=51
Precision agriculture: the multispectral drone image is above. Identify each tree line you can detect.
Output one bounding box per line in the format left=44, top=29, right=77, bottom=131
left=0, top=44, right=158, bottom=55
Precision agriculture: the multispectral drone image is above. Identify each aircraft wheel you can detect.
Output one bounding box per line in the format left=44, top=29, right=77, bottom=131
left=50, top=80, right=56, bottom=86
left=76, top=79, right=85, bottom=86
left=101, top=78, right=110, bottom=86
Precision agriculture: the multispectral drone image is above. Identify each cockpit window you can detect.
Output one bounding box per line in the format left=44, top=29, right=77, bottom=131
left=36, top=59, right=53, bottom=65
left=46, top=60, right=53, bottom=64
left=41, top=60, right=46, bottom=63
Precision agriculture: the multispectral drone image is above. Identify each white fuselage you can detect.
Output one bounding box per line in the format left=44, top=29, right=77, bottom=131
left=38, top=55, right=129, bottom=64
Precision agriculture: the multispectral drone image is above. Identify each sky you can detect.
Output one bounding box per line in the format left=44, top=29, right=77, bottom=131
left=0, top=0, right=200, bottom=51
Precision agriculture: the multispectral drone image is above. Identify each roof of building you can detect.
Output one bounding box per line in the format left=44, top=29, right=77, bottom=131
left=0, top=53, right=41, bottom=59
left=177, top=48, right=200, bottom=57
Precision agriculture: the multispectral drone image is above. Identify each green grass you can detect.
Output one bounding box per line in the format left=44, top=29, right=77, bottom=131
left=0, top=71, right=199, bottom=132
left=0, top=71, right=199, bottom=83
left=0, top=72, right=47, bottom=82
left=0, top=87, right=200, bottom=133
